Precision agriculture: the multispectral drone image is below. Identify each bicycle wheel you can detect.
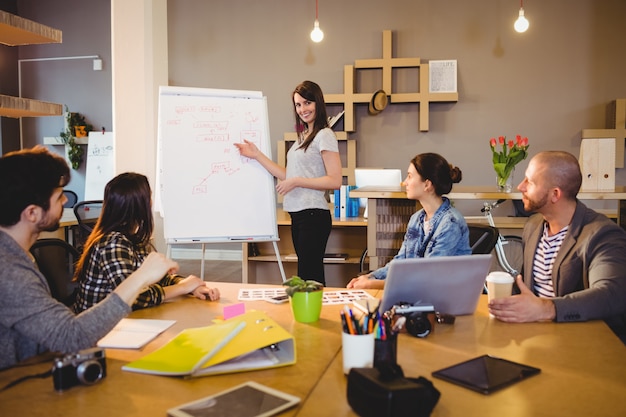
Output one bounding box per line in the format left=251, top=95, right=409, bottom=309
left=497, top=235, right=524, bottom=275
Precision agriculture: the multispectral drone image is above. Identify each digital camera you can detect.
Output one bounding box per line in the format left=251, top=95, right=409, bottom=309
left=393, top=303, right=437, bottom=338
left=52, top=347, right=107, bottom=391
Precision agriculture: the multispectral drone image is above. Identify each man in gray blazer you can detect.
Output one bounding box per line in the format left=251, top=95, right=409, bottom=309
left=488, top=151, right=626, bottom=342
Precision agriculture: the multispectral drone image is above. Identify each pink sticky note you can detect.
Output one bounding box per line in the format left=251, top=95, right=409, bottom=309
left=223, top=303, right=246, bottom=319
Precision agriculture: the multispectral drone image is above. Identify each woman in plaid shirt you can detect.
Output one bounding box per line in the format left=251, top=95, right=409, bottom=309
left=73, top=173, right=220, bottom=312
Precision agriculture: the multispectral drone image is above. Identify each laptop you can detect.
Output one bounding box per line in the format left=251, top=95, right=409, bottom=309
left=379, top=254, right=492, bottom=315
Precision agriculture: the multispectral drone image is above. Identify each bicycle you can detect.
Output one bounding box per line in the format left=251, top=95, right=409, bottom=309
left=481, top=199, right=524, bottom=277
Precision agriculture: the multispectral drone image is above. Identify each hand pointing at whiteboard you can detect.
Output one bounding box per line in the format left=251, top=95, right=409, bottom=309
left=234, top=139, right=261, bottom=160
left=234, top=139, right=287, bottom=183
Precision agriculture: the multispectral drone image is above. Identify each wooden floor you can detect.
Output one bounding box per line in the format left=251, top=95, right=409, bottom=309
left=175, top=259, right=245, bottom=283
left=174, top=258, right=356, bottom=287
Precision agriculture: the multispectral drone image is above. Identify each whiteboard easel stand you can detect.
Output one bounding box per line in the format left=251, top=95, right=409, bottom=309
left=166, top=240, right=286, bottom=284
left=272, top=241, right=287, bottom=283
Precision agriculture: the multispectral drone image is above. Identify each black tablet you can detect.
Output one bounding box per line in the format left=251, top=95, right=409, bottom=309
left=431, top=355, right=541, bottom=395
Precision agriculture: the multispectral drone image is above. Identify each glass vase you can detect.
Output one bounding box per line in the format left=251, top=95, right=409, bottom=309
left=496, top=168, right=514, bottom=193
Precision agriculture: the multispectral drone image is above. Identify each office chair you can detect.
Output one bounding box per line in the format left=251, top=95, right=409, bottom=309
left=30, top=238, right=80, bottom=306
left=63, top=190, right=79, bottom=208
left=73, top=200, right=103, bottom=253
left=468, top=223, right=499, bottom=255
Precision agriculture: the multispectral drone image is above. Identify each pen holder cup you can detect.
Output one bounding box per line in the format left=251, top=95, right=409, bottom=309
left=342, top=332, right=375, bottom=375
left=374, top=335, right=398, bottom=367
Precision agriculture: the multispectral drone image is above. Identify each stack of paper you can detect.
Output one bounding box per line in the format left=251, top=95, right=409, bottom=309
left=97, top=318, right=176, bottom=349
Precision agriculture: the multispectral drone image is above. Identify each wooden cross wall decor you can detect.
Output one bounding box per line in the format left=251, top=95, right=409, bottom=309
left=324, top=30, right=459, bottom=132
left=278, top=30, right=458, bottom=189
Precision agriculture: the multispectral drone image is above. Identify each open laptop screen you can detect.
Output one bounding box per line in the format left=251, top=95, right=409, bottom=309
left=379, top=254, right=492, bottom=315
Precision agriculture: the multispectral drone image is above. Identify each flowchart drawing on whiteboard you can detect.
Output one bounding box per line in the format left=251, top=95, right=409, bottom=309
left=156, top=86, right=279, bottom=244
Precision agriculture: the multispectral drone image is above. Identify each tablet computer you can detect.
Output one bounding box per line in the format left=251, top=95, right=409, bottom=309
left=431, top=355, right=541, bottom=395
left=167, top=381, right=300, bottom=417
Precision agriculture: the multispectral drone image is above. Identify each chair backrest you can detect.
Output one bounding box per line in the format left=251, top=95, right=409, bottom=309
left=63, top=190, right=79, bottom=208
left=468, top=223, right=499, bottom=255
left=73, top=200, right=103, bottom=253
left=30, top=238, right=81, bottom=306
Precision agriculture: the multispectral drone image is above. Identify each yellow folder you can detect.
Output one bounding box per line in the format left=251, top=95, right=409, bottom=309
left=122, top=310, right=296, bottom=377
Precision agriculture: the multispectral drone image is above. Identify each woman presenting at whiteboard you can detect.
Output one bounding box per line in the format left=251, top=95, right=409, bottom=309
left=235, top=81, right=342, bottom=286
left=73, top=173, right=220, bottom=312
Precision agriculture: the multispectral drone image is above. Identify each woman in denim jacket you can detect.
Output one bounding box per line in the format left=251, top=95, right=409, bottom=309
left=347, top=153, right=471, bottom=289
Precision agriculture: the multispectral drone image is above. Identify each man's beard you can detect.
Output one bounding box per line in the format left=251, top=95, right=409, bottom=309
left=38, top=213, right=61, bottom=232
left=523, top=192, right=548, bottom=213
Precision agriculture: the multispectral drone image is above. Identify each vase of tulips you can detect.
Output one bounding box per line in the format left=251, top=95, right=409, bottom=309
left=489, top=135, right=529, bottom=192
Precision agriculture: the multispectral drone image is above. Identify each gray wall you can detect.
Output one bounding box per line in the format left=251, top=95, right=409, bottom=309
left=5, top=0, right=626, bottom=218
left=167, top=0, right=626, bottom=215
left=13, top=0, right=112, bottom=202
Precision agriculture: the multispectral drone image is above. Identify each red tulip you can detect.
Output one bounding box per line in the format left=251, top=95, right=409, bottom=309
left=498, top=136, right=505, bottom=145
left=490, top=138, right=497, bottom=147
left=508, top=140, right=514, bottom=148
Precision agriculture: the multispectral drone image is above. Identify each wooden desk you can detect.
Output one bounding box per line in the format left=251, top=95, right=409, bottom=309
left=304, top=299, right=626, bottom=417
left=0, top=284, right=376, bottom=416
left=351, top=185, right=626, bottom=269
left=1, top=284, right=624, bottom=417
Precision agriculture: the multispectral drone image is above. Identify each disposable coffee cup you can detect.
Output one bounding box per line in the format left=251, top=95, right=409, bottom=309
left=342, top=332, right=375, bottom=374
left=486, top=271, right=514, bottom=302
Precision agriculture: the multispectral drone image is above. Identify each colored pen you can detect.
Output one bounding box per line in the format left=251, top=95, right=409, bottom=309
left=347, top=307, right=361, bottom=335
left=340, top=310, right=350, bottom=334
left=344, top=306, right=356, bottom=335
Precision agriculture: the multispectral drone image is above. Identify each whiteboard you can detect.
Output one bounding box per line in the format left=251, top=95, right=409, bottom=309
left=156, top=86, right=278, bottom=243
left=85, top=131, right=115, bottom=200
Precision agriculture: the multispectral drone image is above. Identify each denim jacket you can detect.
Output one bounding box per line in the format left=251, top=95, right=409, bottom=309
left=372, top=197, right=471, bottom=280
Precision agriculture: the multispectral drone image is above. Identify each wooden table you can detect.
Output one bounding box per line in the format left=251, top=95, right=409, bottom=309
left=1, top=283, right=624, bottom=417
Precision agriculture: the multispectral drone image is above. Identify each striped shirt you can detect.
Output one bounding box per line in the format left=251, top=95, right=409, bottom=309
left=532, top=223, right=569, bottom=298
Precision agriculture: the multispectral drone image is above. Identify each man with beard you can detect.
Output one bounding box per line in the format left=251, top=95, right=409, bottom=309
left=0, top=147, right=178, bottom=369
left=488, top=151, right=626, bottom=343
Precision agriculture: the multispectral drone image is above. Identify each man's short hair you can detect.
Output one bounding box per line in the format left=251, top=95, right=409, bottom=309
left=0, top=146, right=70, bottom=226
left=535, top=151, right=582, bottom=200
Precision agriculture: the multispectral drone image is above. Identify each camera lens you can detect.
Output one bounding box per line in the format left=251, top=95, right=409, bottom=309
left=406, top=313, right=432, bottom=338
left=76, top=360, right=104, bottom=385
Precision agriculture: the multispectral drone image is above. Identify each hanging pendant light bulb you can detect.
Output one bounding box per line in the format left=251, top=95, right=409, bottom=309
left=310, top=0, right=324, bottom=42
left=514, top=0, right=529, bottom=33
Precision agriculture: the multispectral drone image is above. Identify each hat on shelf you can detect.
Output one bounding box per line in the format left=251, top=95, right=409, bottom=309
left=368, top=90, right=388, bottom=115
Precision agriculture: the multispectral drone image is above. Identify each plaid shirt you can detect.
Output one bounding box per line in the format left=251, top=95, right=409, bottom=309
left=73, top=231, right=182, bottom=312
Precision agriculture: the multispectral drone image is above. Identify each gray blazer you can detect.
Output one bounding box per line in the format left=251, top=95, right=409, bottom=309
left=522, top=201, right=626, bottom=339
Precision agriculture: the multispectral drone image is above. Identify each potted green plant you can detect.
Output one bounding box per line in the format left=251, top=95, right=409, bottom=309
left=59, top=105, right=93, bottom=170
left=283, top=276, right=324, bottom=323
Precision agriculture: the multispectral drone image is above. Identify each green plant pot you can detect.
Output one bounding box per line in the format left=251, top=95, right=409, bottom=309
left=290, top=290, right=323, bottom=323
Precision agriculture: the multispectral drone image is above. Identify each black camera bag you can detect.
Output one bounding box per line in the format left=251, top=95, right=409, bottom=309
left=347, top=363, right=440, bottom=417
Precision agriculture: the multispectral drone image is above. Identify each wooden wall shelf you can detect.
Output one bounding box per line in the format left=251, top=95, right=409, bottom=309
left=43, top=136, right=89, bottom=145
left=0, top=10, right=63, bottom=119
left=0, top=95, right=63, bottom=118
left=0, top=10, right=62, bottom=46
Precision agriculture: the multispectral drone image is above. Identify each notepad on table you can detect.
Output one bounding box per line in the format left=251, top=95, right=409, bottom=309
left=97, top=318, right=176, bottom=349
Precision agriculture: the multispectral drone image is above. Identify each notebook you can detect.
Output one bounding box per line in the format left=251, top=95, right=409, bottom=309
left=379, top=254, right=492, bottom=315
